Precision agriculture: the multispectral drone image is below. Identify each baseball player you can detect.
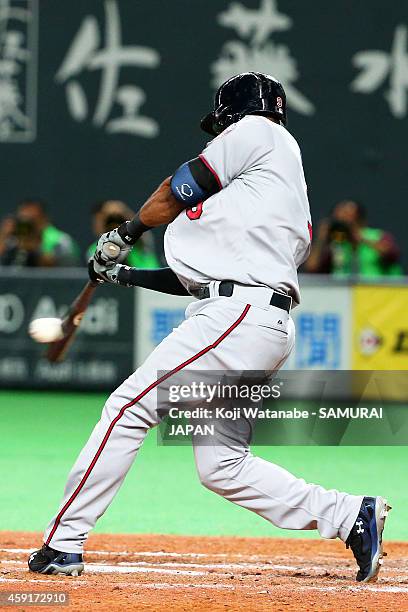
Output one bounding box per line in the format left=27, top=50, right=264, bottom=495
left=28, top=73, right=389, bottom=582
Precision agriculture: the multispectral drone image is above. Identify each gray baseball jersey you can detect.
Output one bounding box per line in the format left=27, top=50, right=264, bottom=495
left=164, top=115, right=312, bottom=304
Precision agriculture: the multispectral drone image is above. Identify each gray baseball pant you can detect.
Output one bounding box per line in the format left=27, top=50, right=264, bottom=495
left=44, top=294, right=362, bottom=552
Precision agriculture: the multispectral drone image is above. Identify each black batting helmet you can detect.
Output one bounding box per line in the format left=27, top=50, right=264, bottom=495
left=201, top=72, right=287, bottom=136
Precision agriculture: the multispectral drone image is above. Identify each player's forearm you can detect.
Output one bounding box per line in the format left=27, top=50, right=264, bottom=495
left=94, top=177, right=185, bottom=272
left=125, top=177, right=185, bottom=243
left=127, top=159, right=220, bottom=239
left=139, top=177, right=185, bottom=227
left=101, top=160, right=217, bottom=260
left=96, top=166, right=210, bottom=268
left=118, top=266, right=189, bottom=295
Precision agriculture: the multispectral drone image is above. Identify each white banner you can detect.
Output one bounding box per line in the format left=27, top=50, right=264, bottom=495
left=135, top=286, right=352, bottom=370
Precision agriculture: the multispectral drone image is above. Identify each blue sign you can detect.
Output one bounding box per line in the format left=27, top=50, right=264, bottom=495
left=296, top=313, right=340, bottom=368
left=151, top=309, right=186, bottom=345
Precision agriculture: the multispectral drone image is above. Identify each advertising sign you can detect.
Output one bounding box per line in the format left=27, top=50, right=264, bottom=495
left=287, top=286, right=352, bottom=370
left=352, top=286, right=408, bottom=370
left=0, top=272, right=135, bottom=390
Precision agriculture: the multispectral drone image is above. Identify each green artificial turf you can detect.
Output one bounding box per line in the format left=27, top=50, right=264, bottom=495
left=0, top=391, right=406, bottom=540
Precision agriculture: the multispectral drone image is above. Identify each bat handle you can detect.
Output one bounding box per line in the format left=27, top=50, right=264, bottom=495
left=89, top=241, right=120, bottom=286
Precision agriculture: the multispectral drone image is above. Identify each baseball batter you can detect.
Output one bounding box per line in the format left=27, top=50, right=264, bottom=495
left=29, top=73, right=390, bottom=582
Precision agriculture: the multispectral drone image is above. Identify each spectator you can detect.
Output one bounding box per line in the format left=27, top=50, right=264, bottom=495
left=0, top=215, right=42, bottom=266
left=0, top=199, right=80, bottom=267
left=305, top=199, right=403, bottom=277
left=87, top=200, right=159, bottom=268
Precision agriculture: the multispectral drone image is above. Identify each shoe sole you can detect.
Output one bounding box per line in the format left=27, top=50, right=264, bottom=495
left=362, top=496, right=391, bottom=583
left=34, top=562, right=84, bottom=577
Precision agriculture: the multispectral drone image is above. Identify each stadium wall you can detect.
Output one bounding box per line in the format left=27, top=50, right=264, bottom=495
left=1, top=270, right=407, bottom=390
left=1, top=0, right=407, bottom=265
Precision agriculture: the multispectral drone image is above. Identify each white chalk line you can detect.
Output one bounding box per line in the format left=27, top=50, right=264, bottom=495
left=89, top=564, right=209, bottom=576
left=117, top=560, right=292, bottom=571
left=2, top=559, right=284, bottom=571
left=1, top=560, right=403, bottom=580
left=2, top=548, right=405, bottom=572
left=0, top=559, right=371, bottom=575
left=114, top=560, right=407, bottom=576
left=113, top=560, right=351, bottom=575
left=1, top=557, right=404, bottom=578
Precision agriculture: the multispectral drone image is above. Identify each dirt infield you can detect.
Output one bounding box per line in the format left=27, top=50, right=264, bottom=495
left=0, top=532, right=407, bottom=611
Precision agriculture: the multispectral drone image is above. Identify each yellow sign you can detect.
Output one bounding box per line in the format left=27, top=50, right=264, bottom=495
left=353, top=286, right=408, bottom=370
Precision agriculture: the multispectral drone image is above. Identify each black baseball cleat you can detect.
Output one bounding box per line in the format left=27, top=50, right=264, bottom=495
left=28, top=544, right=84, bottom=576
left=346, top=496, right=391, bottom=582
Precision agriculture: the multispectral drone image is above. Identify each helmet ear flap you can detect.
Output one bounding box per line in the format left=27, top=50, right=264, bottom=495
left=200, top=112, right=217, bottom=135
left=200, top=105, right=235, bottom=136
left=213, top=104, right=234, bottom=134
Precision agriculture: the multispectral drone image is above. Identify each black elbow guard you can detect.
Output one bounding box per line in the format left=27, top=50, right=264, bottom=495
left=190, top=156, right=221, bottom=194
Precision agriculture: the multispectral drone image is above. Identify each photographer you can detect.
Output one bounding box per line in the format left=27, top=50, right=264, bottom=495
left=0, top=199, right=80, bottom=267
left=0, top=217, right=42, bottom=266
left=86, top=200, right=159, bottom=268
left=305, top=199, right=403, bottom=277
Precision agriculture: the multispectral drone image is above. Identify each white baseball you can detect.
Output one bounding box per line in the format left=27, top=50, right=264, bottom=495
left=28, top=317, right=64, bottom=343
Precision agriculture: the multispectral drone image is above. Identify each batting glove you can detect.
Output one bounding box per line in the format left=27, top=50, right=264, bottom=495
left=88, top=258, right=105, bottom=284
left=89, top=259, right=132, bottom=287
left=94, top=224, right=133, bottom=270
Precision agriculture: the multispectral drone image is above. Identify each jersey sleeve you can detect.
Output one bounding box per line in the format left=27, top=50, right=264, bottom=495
left=199, top=117, right=273, bottom=188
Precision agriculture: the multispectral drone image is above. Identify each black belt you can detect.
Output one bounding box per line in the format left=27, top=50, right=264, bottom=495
left=193, top=281, right=291, bottom=313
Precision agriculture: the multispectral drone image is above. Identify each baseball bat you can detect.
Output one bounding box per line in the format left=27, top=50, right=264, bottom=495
left=45, top=242, right=121, bottom=363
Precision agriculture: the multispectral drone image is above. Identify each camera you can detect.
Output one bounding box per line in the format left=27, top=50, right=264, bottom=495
left=14, top=218, right=36, bottom=238
left=104, top=213, right=127, bottom=232
left=328, top=219, right=352, bottom=242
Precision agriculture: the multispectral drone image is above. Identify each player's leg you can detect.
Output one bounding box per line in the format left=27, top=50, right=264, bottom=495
left=194, top=413, right=389, bottom=581
left=33, top=297, right=251, bottom=568
left=192, top=299, right=389, bottom=581
left=194, top=412, right=362, bottom=541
